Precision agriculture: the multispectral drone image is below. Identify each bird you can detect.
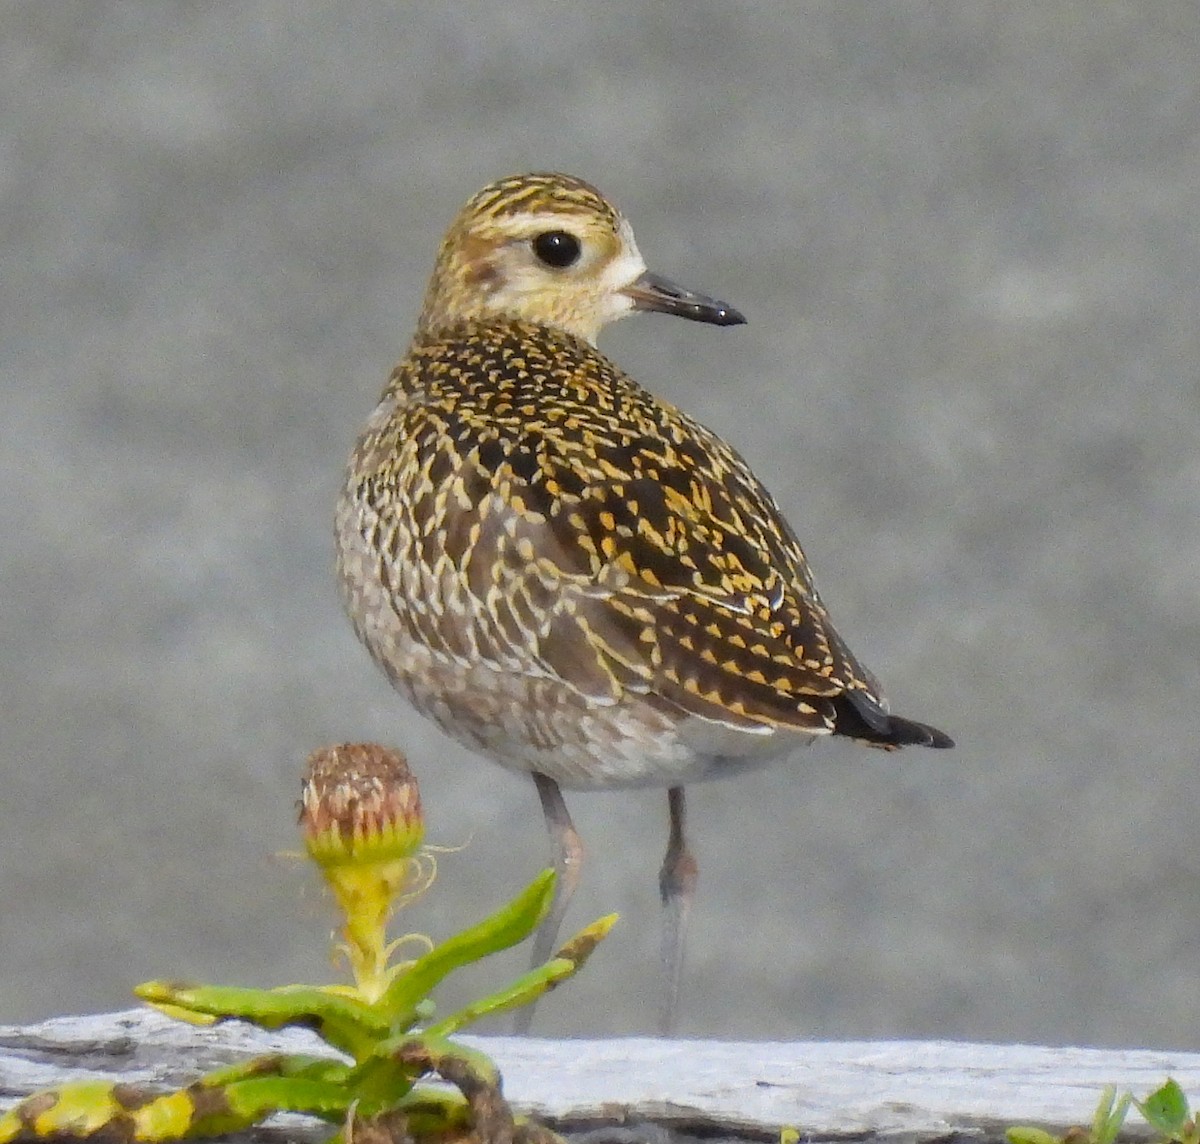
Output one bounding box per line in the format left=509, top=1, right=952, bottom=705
left=335, top=172, right=953, bottom=1035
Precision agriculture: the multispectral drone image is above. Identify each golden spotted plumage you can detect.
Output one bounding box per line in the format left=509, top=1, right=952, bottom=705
left=346, top=317, right=883, bottom=742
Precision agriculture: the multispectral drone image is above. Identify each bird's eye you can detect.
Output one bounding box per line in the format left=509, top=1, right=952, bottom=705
left=532, top=230, right=582, bottom=269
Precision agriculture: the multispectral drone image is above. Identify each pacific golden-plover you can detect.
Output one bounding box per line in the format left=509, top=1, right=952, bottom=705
left=335, top=172, right=953, bottom=1034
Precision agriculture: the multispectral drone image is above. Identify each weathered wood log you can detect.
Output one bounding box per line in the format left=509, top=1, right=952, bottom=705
left=3, top=1009, right=1199, bottom=1143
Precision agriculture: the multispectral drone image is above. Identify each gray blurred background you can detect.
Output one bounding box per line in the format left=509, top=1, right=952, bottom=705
left=4, top=4, right=1198, bottom=1048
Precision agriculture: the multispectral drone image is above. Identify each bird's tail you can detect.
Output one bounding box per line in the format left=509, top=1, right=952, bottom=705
left=833, top=688, right=954, bottom=750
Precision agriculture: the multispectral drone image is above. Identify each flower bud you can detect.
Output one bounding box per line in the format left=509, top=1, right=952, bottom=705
left=300, top=743, right=424, bottom=869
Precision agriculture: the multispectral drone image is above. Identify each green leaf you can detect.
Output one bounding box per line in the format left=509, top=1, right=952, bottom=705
left=550, top=913, right=618, bottom=970
left=342, top=1033, right=498, bottom=1120
left=327, top=1087, right=473, bottom=1144
left=386, top=1086, right=472, bottom=1136
left=1138, top=1079, right=1190, bottom=1139
left=424, top=957, right=577, bottom=1036
left=0, top=1081, right=141, bottom=1142
left=1006, top=1128, right=1062, bottom=1144
left=185, top=1076, right=352, bottom=1136
left=194, top=1054, right=349, bottom=1092
left=425, top=913, right=617, bottom=1037
left=1091, top=1085, right=1133, bottom=1144
left=377, top=869, right=555, bottom=1026
left=338, top=1053, right=419, bottom=1116
left=135, top=980, right=384, bottom=1059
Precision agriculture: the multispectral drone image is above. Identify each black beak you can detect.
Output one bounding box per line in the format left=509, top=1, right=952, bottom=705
left=623, top=270, right=746, bottom=326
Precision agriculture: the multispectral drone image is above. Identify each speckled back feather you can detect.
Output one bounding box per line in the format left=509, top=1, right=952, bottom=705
left=347, top=317, right=885, bottom=738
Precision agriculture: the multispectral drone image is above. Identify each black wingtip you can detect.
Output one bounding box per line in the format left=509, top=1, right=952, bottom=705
left=924, top=725, right=955, bottom=749
left=837, top=689, right=954, bottom=750
left=900, top=719, right=955, bottom=749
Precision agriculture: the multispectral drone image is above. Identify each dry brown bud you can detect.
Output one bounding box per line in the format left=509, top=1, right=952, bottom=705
left=300, top=743, right=424, bottom=867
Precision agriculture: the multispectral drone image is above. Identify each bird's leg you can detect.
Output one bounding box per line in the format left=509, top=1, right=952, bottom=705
left=528, top=772, right=585, bottom=966
left=513, top=771, right=584, bottom=1034
left=658, top=785, right=697, bottom=1036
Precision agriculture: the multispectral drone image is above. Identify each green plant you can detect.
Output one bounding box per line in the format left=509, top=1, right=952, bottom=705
left=1135, top=1080, right=1200, bottom=1144
left=0, top=744, right=615, bottom=1144
left=1008, top=1079, right=1198, bottom=1144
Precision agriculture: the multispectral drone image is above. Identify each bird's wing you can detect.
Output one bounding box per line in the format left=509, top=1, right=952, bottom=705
left=494, top=406, right=885, bottom=734
left=350, top=388, right=881, bottom=738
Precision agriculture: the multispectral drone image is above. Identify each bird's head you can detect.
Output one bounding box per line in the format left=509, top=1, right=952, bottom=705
left=417, top=172, right=745, bottom=344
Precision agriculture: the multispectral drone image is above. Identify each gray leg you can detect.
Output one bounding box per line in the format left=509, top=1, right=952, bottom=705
left=658, top=785, right=697, bottom=1036
left=513, top=771, right=584, bottom=1034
